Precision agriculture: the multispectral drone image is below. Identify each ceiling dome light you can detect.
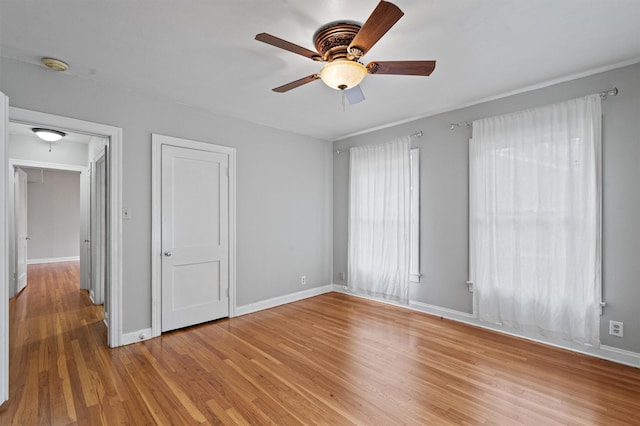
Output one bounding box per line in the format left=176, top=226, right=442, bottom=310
left=32, top=128, right=66, bottom=142
left=319, top=60, right=367, bottom=90
left=42, top=57, right=69, bottom=72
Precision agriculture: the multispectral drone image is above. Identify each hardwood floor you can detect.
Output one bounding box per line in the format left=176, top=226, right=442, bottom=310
left=2, top=262, right=640, bottom=425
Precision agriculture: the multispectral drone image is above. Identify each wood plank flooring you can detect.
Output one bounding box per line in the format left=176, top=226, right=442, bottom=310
left=2, top=262, right=640, bottom=425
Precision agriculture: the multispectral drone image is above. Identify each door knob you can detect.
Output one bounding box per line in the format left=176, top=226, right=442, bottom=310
left=164, top=251, right=172, bottom=257
left=26, top=237, right=31, bottom=241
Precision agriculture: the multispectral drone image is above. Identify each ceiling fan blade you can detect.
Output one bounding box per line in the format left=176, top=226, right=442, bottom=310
left=272, top=74, right=320, bottom=93
left=255, top=33, right=323, bottom=61
left=348, top=1, right=404, bottom=58
left=345, top=85, right=365, bottom=104
left=366, top=60, right=436, bottom=76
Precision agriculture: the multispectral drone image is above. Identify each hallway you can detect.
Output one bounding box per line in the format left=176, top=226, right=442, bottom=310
left=4, top=262, right=108, bottom=423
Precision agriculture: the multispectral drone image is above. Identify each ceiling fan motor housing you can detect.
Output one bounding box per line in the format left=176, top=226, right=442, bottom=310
left=313, top=21, right=362, bottom=62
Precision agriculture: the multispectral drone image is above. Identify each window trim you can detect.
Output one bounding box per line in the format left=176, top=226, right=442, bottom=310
left=409, top=148, right=420, bottom=283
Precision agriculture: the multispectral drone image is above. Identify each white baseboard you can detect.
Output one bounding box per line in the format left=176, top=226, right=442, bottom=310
left=27, top=256, right=79, bottom=265
left=600, top=345, right=640, bottom=367
left=331, top=284, right=640, bottom=368
left=121, top=328, right=153, bottom=346
left=235, top=285, right=333, bottom=317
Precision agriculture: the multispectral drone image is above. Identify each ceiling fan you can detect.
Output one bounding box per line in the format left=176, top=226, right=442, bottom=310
left=255, top=0, right=436, bottom=104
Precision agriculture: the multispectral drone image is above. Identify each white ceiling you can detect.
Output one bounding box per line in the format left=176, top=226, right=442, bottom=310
left=1, top=0, right=639, bottom=141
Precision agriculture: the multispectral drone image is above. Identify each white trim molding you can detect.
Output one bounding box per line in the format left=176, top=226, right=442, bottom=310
left=8, top=107, right=124, bottom=348
left=600, top=345, right=640, bottom=368
left=1, top=90, right=9, bottom=404
left=235, top=285, right=333, bottom=317
left=331, top=285, right=640, bottom=368
left=121, top=328, right=153, bottom=346
left=27, top=257, right=80, bottom=265
left=8, top=159, right=85, bottom=173
left=151, top=134, right=237, bottom=338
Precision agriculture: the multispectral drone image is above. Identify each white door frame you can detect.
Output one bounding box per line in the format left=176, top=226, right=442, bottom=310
left=8, top=160, right=87, bottom=297
left=5, top=107, right=124, bottom=348
left=151, top=134, right=236, bottom=338
left=13, top=167, right=28, bottom=296
left=1, top=91, right=8, bottom=404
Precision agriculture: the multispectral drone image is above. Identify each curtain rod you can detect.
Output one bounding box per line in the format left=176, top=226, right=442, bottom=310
left=335, top=131, right=423, bottom=154
left=449, top=87, right=619, bottom=130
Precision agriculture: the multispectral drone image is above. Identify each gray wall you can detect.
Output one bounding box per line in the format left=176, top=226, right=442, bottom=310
left=26, top=169, right=80, bottom=261
left=0, top=57, right=333, bottom=333
left=333, top=63, right=640, bottom=353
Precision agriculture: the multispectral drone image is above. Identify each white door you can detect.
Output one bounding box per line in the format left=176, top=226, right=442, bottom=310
left=161, top=144, right=229, bottom=332
left=80, top=168, right=91, bottom=291
left=90, top=150, right=107, bottom=305
left=1, top=89, right=9, bottom=404
left=14, top=168, right=28, bottom=295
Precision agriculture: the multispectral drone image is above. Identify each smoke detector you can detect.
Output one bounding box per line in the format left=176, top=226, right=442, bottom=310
left=42, top=57, right=69, bottom=72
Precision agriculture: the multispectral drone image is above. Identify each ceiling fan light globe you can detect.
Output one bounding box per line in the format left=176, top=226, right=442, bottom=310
left=319, top=61, right=367, bottom=90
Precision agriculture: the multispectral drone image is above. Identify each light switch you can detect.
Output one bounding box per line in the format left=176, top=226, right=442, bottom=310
left=122, top=207, right=131, bottom=220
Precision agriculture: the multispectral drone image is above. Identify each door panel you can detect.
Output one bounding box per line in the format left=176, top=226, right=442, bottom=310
left=161, top=145, right=229, bottom=332
left=14, top=168, right=28, bottom=294
left=172, top=261, right=220, bottom=308
left=172, top=157, right=220, bottom=247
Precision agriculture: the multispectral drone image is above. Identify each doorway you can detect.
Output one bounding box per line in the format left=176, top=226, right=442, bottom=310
left=3, top=107, right=123, bottom=348
left=13, top=168, right=27, bottom=295
left=8, top=163, right=86, bottom=299
left=7, top=136, right=104, bottom=319
left=150, top=134, right=237, bottom=336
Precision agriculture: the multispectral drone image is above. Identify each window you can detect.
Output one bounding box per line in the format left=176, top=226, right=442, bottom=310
left=469, top=94, right=602, bottom=346
left=348, top=137, right=412, bottom=302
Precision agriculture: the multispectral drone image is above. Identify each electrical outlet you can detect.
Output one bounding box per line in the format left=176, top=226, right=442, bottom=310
left=466, top=281, right=474, bottom=293
left=301, top=275, right=306, bottom=285
left=609, top=320, right=624, bottom=337
left=338, top=272, right=345, bottom=281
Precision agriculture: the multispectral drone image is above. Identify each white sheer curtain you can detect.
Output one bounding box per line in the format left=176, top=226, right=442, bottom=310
left=348, top=137, right=411, bottom=302
left=469, top=94, right=602, bottom=346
